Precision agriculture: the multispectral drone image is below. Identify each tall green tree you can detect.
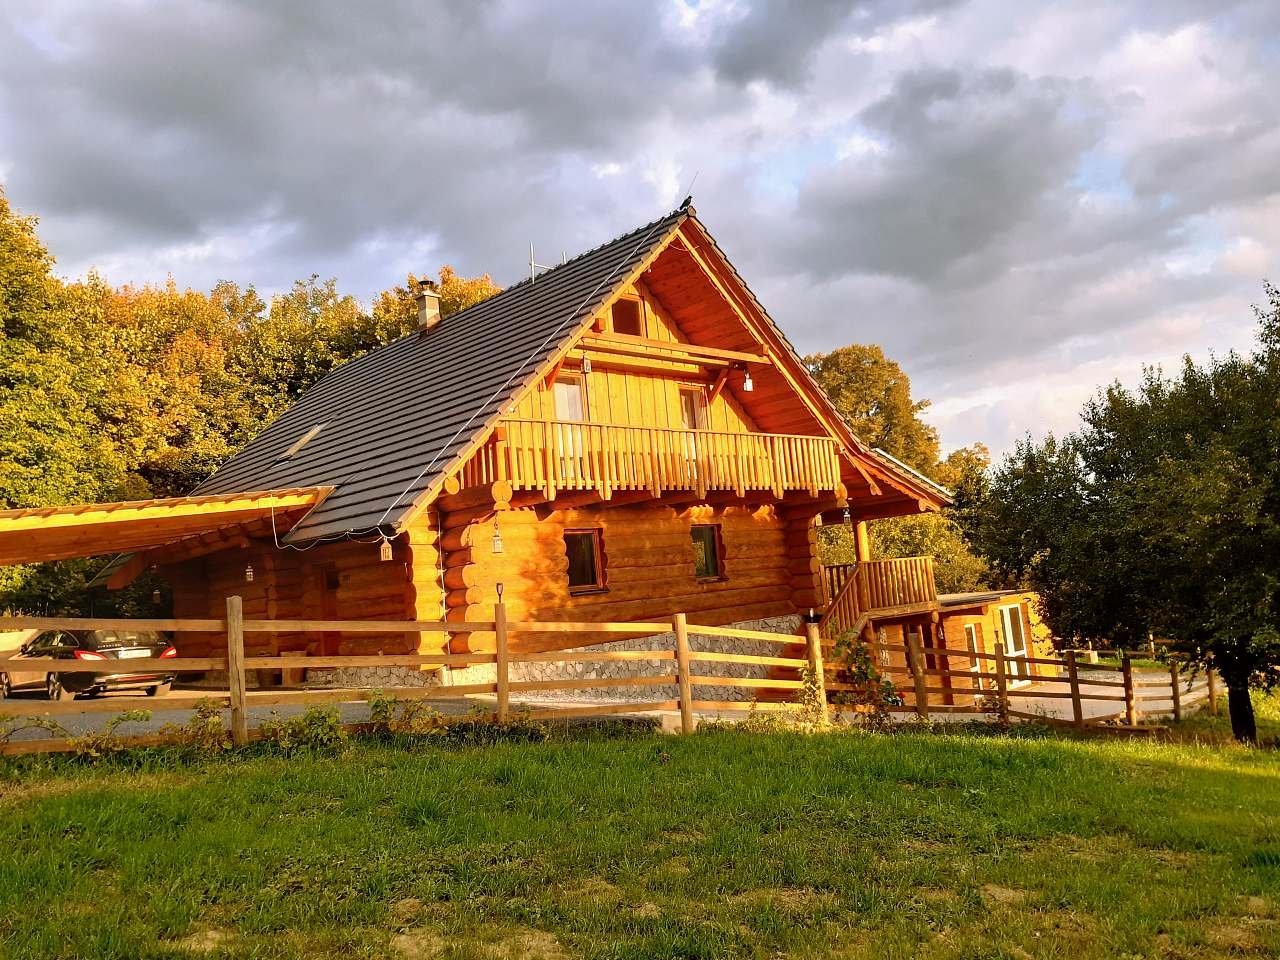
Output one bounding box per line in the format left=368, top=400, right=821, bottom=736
left=805, top=344, right=940, bottom=470
left=806, top=344, right=988, bottom=593
left=961, top=284, right=1280, bottom=742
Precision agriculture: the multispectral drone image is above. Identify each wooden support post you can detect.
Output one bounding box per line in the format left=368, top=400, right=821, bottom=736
left=805, top=621, right=827, bottom=715
left=225, top=595, right=248, bottom=747
left=1170, top=660, right=1182, bottom=723
left=495, top=599, right=510, bottom=722
left=906, top=629, right=929, bottom=720
left=673, top=613, right=694, bottom=735
left=994, top=642, right=1009, bottom=723
left=1066, top=649, right=1084, bottom=728
left=1123, top=654, right=1139, bottom=727
left=1207, top=667, right=1220, bottom=716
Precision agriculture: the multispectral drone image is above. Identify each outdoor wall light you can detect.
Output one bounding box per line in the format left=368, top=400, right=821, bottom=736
left=742, top=368, right=754, bottom=392
left=244, top=563, right=254, bottom=583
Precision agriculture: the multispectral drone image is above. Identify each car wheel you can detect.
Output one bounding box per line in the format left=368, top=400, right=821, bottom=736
left=46, top=674, right=74, bottom=702
left=147, top=680, right=173, bottom=698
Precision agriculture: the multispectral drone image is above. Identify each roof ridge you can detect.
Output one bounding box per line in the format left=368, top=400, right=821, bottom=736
left=483, top=205, right=686, bottom=299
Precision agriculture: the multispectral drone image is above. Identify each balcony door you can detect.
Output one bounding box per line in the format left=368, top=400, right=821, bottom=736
left=552, top=375, right=588, bottom=485
left=678, top=386, right=708, bottom=483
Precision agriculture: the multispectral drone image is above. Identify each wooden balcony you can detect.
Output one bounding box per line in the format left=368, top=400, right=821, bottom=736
left=819, top=557, right=938, bottom=637
left=461, top=418, right=842, bottom=502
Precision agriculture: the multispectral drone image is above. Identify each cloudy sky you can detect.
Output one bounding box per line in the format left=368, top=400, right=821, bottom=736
left=2, top=1, right=1277, bottom=458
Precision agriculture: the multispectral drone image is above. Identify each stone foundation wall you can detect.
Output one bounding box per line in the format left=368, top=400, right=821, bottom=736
left=445, top=614, right=803, bottom=702
left=223, top=615, right=805, bottom=701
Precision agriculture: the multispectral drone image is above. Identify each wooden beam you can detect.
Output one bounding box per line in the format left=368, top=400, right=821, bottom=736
left=578, top=333, right=769, bottom=366
left=567, top=350, right=714, bottom=379
left=707, top=366, right=731, bottom=403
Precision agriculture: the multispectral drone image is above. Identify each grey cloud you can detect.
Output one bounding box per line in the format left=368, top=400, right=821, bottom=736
left=787, top=67, right=1104, bottom=285
left=712, top=0, right=962, bottom=88
left=0, top=0, right=1277, bottom=460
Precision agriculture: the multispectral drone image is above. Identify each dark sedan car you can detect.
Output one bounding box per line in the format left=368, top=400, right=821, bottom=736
left=0, top=629, right=177, bottom=700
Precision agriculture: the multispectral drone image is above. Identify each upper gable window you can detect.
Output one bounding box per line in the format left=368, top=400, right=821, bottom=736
left=611, top=298, right=644, bottom=337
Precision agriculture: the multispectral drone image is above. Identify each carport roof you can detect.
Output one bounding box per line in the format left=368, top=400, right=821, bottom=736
left=0, top=488, right=329, bottom=565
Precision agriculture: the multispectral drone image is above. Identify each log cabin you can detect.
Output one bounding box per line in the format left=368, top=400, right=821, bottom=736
left=0, top=202, right=960, bottom=690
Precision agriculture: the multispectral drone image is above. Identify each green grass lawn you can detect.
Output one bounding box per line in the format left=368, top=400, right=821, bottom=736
left=3, top=710, right=1280, bottom=960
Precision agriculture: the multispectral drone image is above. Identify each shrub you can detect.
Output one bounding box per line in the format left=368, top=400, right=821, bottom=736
left=367, top=692, right=449, bottom=738
left=830, top=632, right=903, bottom=728
left=258, top=707, right=348, bottom=755
left=159, top=698, right=231, bottom=754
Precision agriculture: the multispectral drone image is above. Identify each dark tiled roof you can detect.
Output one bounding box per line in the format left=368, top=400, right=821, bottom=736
left=195, top=207, right=689, bottom=543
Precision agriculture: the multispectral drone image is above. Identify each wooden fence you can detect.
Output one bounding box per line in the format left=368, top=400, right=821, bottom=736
left=845, top=632, right=1219, bottom=729
left=1, top=599, right=1219, bottom=756
left=0, top=599, right=827, bottom=756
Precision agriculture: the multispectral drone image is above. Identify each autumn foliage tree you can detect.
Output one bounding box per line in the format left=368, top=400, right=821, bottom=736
left=0, top=186, right=498, bottom=614
left=804, top=345, right=989, bottom=593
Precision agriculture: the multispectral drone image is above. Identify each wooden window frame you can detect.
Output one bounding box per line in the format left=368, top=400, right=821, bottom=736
left=678, top=385, right=710, bottom=431
left=564, top=528, right=607, bottom=595
left=552, top=373, right=589, bottom=422
left=609, top=296, right=645, bottom=337
left=690, top=523, right=726, bottom=582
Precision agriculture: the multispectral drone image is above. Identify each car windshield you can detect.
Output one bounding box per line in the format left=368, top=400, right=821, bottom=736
left=83, top=630, right=160, bottom=651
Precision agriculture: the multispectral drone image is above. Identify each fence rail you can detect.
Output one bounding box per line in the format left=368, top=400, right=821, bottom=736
left=821, top=632, right=1219, bottom=730
left=0, top=601, right=825, bottom=755
left=1, top=600, right=1217, bottom=756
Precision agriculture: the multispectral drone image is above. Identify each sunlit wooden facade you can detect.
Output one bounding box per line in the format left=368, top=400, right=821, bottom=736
left=67, top=207, right=952, bottom=665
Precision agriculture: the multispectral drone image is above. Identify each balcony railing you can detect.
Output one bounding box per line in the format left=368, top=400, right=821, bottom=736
left=460, top=418, right=842, bottom=501
left=819, top=557, right=938, bottom=638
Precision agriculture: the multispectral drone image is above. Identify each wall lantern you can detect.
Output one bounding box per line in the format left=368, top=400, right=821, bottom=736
left=244, top=563, right=254, bottom=583
left=491, top=519, right=505, bottom=555
left=380, top=538, right=394, bottom=562
left=581, top=355, right=593, bottom=375
left=742, top=368, right=754, bottom=392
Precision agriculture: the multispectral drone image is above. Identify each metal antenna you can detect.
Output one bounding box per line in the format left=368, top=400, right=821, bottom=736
left=529, top=243, right=553, bottom=283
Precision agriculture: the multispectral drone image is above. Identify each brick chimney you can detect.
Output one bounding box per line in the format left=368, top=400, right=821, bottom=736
left=415, top=279, right=441, bottom=331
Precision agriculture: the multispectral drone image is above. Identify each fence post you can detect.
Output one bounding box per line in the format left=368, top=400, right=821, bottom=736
left=906, top=629, right=929, bottom=720
left=1170, top=660, right=1182, bottom=723
left=1122, top=654, right=1139, bottom=727
left=494, top=600, right=509, bottom=722
left=673, top=613, right=694, bottom=735
left=805, top=621, right=827, bottom=716
left=225, top=595, right=248, bottom=747
left=994, top=642, right=1009, bottom=723
left=1207, top=667, right=1219, bottom=716
left=1066, top=649, right=1084, bottom=728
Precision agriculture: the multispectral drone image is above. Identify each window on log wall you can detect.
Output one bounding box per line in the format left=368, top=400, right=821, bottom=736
left=565, top=529, right=606, bottom=593
left=691, top=524, right=725, bottom=581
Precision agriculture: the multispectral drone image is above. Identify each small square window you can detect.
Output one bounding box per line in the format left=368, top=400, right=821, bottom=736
left=611, top=298, right=643, bottom=337
left=565, top=529, right=606, bottom=593
left=691, top=524, right=725, bottom=580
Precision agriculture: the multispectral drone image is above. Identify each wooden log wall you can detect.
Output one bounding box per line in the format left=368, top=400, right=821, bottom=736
left=411, top=498, right=816, bottom=654
left=166, top=534, right=422, bottom=660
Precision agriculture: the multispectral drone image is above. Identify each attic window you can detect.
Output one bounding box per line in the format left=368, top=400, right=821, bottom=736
left=277, top=424, right=325, bottom=462
left=611, top=298, right=643, bottom=337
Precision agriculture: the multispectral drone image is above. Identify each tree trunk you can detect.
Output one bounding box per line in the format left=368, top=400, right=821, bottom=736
left=1227, top=683, right=1257, bottom=744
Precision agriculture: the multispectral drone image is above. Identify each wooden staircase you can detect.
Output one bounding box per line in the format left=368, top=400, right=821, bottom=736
left=764, top=557, right=941, bottom=697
